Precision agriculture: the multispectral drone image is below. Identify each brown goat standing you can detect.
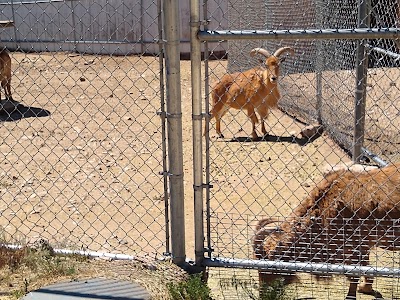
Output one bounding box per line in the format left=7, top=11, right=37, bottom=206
left=208, top=47, right=294, bottom=140
left=0, top=49, right=12, bottom=101
left=253, top=164, right=400, bottom=299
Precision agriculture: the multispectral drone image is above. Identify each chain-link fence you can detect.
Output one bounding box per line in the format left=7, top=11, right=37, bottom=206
left=227, top=0, right=400, bottom=163
left=2, top=0, right=400, bottom=298
left=0, top=0, right=173, bottom=260
left=198, top=0, right=400, bottom=299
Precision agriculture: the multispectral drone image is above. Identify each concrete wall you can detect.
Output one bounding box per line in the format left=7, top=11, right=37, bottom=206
left=0, top=0, right=227, bottom=56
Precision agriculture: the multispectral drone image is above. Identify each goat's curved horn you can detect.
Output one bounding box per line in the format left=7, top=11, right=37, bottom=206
left=273, top=47, right=295, bottom=58
left=255, top=217, right=283, bottom=231
left=250, top=48, right=271, bottom=58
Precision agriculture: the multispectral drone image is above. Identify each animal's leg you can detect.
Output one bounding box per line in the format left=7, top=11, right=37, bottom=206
left=247, top=106, right=259, bottom=140
left=345, top=276, right=359, bottom=300
left=256, top=105, right=270, bottom=136
left=357, top=277, right=383, bottom=299
left=215, top=115, right=223, bottom=138
left=356, top=247, right=383, bottom=298
left=209, top=100, right=228, bottom=138
left=215, top=105, right=230, bottom=138
left=1, top=81, right=6, bottom=100
left=4, top=80, right=12, bottom=100
left=258, top=269, right=270, bottom=298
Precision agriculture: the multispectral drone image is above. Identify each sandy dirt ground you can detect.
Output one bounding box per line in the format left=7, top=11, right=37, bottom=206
left=0, top=52, right=399, bottom=299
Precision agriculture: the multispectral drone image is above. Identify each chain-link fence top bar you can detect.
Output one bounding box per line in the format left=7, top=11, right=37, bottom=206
left=198, top=28, right=400, bottom=41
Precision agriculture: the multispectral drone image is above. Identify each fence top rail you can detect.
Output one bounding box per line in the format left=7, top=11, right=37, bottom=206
left=198, top=28, right=400, bottom=41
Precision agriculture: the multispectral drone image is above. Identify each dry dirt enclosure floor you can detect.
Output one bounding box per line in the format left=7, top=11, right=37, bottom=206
left=0, top=52, right=399, bottom=299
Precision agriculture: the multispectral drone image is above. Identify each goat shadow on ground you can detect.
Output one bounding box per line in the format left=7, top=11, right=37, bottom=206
left=0, top=100, right=50, bottom=122
left=226, top=133, right=321, bottom=146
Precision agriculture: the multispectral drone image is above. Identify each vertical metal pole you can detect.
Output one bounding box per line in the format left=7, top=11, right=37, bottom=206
left=315, top=0, right=328, bottom=125
left=157, top=0, right=170, bottom=257
left=190, top=0, right=204, bottom=267
left=353, top=0, right=370, bottom=162
left=202, top=0, right=212, bottom=257
left=315, top=0, right=323, bottom=124
left=163, top=0, right=186, bottom=266
left=69, top=0, right=77, bottom=52
left=10, top=0, right=18, bottom=50
left=140, top=0, right=145, bottom=54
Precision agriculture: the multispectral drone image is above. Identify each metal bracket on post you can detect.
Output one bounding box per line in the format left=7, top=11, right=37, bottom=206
left=202, top=112, right=211, bottom=119
left=200, top=19, right=210, bottom=26
left=192, top=114, right=203, bottom=120
left=193, top=183, right=213, bottom=191
left=190, top=19, right=210, bottom=27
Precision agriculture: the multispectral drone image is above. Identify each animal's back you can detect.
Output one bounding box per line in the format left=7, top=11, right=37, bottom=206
left=292, top=163, right=400, bottom=251
left=317, top=164, right=400, bottom=219
left=211, top=72, right=240, bottom=105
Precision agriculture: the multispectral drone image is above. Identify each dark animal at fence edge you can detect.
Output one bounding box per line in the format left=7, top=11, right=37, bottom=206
left=0, top=49, right=12, bottom=101
left=206, top=47, right=294, bottom=140
left=253, top=163, right=400, bottom=300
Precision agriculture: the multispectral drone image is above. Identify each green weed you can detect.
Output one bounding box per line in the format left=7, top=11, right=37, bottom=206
left=167, top=273, right=212, bottom=300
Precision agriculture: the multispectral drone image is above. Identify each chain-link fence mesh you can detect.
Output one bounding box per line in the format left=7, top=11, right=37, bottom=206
left=0, top=0, right=170, bottom=259
left=227, top=0, right=400, bottom=163
left=1, top=0, right=400, bottom=297
left=203, top=0, right=400, bottom=298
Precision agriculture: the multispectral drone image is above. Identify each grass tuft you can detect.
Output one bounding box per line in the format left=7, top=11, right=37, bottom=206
left=167, top=273, right=213, bottom=300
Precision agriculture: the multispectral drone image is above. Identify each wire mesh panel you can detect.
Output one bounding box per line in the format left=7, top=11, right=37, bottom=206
left=202, top=0, right=400, bottom=298
left=228, top=0, right=400, bottom=162
left=0, top=0, right=169, bottom=258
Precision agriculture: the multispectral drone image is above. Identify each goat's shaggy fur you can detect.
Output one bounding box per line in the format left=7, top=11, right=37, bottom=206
left=208, top=47, right=294, bottom=140
left=0, top=49, right=12, bottom=101
left=253, top=164, right=400, bottom=299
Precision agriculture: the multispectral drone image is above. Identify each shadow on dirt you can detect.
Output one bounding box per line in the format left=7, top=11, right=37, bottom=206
left=226, top=133, right=321, bottom=146
left=0, top=100, right=50, bottom=122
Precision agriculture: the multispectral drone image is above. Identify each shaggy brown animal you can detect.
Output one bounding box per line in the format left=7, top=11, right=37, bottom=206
left=0, top=49, right=12, bottom=101
left=253, top=164, right=400, bottom=299
left=207, top=47, right=294, bottom=140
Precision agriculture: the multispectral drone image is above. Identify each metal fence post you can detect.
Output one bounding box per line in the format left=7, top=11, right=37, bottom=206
left=353, top=0, right=370, bottom=162
left=163, top=0, right=186, bottom=266
left=157, top=0, right=170, bottom=258
left=190, top=0, right=205, bottom=267
left=315, top=0, right=324, bottom=125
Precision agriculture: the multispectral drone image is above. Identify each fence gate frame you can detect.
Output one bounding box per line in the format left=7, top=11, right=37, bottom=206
left=189, top=0, right=400, bottom=279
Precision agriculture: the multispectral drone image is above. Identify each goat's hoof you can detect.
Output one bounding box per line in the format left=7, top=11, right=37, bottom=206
left=359, top=289, right=383, bottom=299
left=373, top=291, right=384, bottom=299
